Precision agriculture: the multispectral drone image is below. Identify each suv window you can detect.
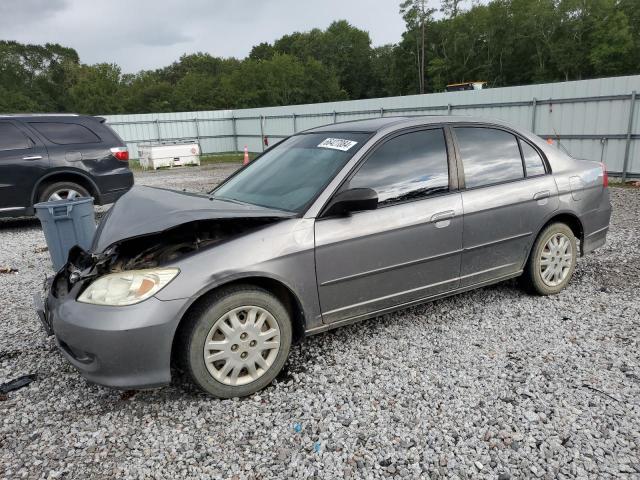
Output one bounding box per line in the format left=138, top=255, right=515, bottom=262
left=348, top=129, right=449, bottom=205
left=29, top=122, right=101, bottom=145
left=0, top=123, right=31, bottom=151
left=455, top=127, right=524, bottom=188
left=520, top=140, right=546, bottom=176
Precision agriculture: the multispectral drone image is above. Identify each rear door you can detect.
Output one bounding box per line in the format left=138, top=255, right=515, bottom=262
left=0, top=120, right=49, bottom=213
left=315, top=127, right=463, bottom=323
left=453, top=125, right=559, bottom=286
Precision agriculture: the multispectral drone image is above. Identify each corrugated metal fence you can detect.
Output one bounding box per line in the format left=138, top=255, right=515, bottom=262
left=104, top=75, right=640, bottom=178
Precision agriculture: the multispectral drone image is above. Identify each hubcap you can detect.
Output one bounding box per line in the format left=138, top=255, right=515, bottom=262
left=540, top=233, right=573, bottom=287
left=49, top=189, right=83, bottom=201
left=203, top=306, right=281, bottom=386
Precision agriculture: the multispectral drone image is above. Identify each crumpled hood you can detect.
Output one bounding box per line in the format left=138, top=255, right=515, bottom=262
left=93, top=185, right=295, bottom=252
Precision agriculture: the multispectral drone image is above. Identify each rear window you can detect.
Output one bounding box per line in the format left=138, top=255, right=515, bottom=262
left=0, top=122, right=31, bottom=150
left=29, top=122, right=101, bottom=145
left=455, top=127, right=524, bottom=188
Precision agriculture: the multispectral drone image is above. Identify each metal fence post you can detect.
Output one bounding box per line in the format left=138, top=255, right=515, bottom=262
left=447, top=104, right=452, bottom=115
left=333, top=111, right=337, bottom=123
left=531, top=98, right=537, bottom=133
left=193, top=117, right=200, bottom=146
left=155, top=119, right=161, bottom=142
left=292, top=113, right=297, bottom=133
left=259, top=115, right=265, bottom=152
left=232, top=115, right=238, bottom=152
left=380, top=107, right=384, bottom=118
left=622, top=90, right=637, bottom=182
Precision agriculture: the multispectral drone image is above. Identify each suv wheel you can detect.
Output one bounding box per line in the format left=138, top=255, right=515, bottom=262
left=522, top=222, right=577, bottom=295
left=39, top=181, right=90, bottom=202
left=178, top=285, right=292, bottom=398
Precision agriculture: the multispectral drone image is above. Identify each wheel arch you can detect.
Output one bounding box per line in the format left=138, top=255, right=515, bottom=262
left=32, top=169, right=101, bottom=205
left=526, top=211, right=584, bottom=266
left=170, top=275, right=307, bottom=366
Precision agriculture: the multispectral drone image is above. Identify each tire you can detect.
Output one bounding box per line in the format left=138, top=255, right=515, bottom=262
left=177, top=285, right=292, bottom=398
left=522, top=222, right=577, bottom=295
left=38, top=181, right=90, bottom=203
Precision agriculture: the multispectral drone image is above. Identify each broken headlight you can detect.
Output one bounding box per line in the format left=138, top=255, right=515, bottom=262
left=77, top=268, right=179, bottom=306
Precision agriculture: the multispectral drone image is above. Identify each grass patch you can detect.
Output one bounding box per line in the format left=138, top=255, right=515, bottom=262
left=128, top=152, right=257, bottom=171
left=609, top=179, right=640, bottom=189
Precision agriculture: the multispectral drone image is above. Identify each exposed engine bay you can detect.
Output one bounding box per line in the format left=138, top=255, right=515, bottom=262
left=51, top=217, right=280, bottom=298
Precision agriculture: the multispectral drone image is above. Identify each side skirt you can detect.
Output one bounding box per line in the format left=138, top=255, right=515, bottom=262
left=305, top=270, right=523, bottom=336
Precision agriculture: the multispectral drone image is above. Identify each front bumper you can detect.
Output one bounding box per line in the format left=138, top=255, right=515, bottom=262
left=38, top=286, right=187, bottom=389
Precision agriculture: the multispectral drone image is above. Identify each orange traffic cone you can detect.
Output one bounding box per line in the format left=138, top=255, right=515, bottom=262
left=243, top=146, right=249, bottom=165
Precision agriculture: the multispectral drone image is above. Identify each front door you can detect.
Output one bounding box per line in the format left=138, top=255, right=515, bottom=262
left=315, top=128, right=463, bottom=323
left=0, top=121, right=49, bottom=214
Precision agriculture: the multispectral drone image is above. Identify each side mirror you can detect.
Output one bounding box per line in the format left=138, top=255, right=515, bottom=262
left=323, top=187, right=378, bottom=217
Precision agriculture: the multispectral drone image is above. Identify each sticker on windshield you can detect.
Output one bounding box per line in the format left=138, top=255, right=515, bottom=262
left=317, top=138, right=358, bottom=151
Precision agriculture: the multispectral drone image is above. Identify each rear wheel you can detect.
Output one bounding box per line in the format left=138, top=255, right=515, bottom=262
left=522, top=222, right=577, bottom=295
left=39, top=181, right=90, bottom=203
left=177, top=285, right=292, bottom=398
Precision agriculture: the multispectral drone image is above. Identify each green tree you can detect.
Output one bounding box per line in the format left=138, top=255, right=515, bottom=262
left=120, top=71, right=173, bottom=113
left=249, top=42, right=276, bottom=61
left=400, top=0, right=436, bottom=93
left=272, top=21, right=373, bottom=98
left=0, top=41, right=80, bottom=112
left=589, top=7, right=634, bottom=75
left=65, top=63, right=123, bottom=114
left=220, top=54, right=345, bottom=108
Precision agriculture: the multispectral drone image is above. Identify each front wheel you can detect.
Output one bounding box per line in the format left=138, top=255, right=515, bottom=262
left=522, top=222, right=577, bottom=295
left=178, top=285, right=292, bottom=398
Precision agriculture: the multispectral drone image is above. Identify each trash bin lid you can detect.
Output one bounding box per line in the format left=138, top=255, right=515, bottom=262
left=34, top=197, right=95, bottom=209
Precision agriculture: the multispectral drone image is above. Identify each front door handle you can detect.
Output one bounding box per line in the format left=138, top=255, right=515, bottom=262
left=430, top=210, right=455, bottom=228
left=22, top=155, right=43, bottom=161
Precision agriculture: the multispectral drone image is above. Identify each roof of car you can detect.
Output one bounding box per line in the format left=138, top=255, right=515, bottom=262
left=303, top=115, right=491, bottom=133
left=0, top=113, right=82, bottom=119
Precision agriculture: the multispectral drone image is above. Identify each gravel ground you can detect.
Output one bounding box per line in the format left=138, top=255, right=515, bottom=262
left=0, top=165, right=639, bottom=480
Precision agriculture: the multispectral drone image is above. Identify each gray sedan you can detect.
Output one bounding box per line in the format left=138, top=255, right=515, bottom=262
left=39, top=116, right=611, bottom=398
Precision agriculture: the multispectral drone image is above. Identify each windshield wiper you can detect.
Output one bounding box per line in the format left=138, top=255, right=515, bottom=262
left=210, top=196, right=252, bottom=206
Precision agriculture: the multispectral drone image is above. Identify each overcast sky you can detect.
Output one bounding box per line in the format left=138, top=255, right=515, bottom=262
left=0, top=0, right=408, bottom=73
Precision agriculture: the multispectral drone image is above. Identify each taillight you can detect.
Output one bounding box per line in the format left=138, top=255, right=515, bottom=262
left=600, top=162, right=608, bottom=188
left=110, top=147, right=129, bottom=161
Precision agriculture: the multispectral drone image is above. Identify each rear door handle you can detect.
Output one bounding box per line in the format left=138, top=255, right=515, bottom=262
left=533, top=190, right=550, bottom=200
left=430, top=210, right=455, bottom=228
left=534, top=190, right=551, bottom=205
left=22, top=155, right=43, bottom=161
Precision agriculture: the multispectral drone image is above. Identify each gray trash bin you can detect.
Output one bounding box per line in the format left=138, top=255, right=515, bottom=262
left=34, top=197, right=97, bottom=271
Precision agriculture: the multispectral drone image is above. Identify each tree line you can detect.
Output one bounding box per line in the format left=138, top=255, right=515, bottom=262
left=1, top=0, right=638, bottom=115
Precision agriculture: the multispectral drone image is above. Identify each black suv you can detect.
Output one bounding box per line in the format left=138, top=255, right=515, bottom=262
left=0, top=114, right=133, bottom=218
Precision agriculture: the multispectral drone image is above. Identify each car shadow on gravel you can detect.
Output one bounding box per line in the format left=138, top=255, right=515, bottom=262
left=0, top=217, right=41, bottom=230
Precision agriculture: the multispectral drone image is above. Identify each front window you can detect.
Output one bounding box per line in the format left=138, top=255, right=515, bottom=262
left=212, top=132, right=370, bottom=212
left=347, top=128, right=449, bottom=205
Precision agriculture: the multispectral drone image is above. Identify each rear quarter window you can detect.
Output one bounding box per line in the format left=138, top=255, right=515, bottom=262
left=520, top=140, right=547, bottom=176
left=29, top=122, right=101, bottom=145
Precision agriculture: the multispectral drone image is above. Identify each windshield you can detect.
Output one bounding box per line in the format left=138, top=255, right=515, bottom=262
left=212, top=132, right=370, bottom=212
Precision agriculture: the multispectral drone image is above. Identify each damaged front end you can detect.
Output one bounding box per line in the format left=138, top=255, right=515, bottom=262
left=38, top=185, right=296, bottom=337
left=49, top=217, right=283, bottom=301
